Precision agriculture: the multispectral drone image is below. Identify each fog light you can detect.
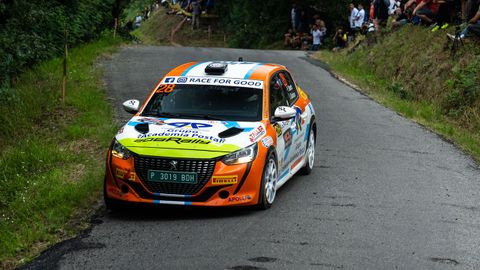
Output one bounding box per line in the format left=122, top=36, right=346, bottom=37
left=121, top=185, right=129, bottom=194
left=219, top=190, right=229, bottom=199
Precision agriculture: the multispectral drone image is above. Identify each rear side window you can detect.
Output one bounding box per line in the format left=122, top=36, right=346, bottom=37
left=269, top=74, right=289, bottom=117
left=278, top=71, right=298, bottom=105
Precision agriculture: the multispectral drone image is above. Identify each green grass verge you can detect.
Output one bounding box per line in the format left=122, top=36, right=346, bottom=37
left=314, top=26, right=480, bottom=161
left=0, top=33, right=123, bottom=268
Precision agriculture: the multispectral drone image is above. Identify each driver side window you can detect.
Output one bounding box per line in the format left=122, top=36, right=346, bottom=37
left=269, top=74, right=289, bottom=118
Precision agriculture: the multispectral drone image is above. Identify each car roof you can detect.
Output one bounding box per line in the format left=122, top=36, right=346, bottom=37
left=165, top=61, right=285, bottom=81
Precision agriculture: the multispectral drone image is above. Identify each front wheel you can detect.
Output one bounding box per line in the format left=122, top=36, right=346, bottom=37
left=299, top=126, right=315, bottom=175
left=257, top=152, right=278, bottom=210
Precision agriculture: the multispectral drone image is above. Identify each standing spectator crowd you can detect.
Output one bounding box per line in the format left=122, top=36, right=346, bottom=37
left=285, top=0, right=479, bottom=52
left=284, top=4, right=328, bottom=51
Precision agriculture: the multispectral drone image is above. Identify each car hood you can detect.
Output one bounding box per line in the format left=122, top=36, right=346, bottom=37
left=115, top=116, right=266, bottom=159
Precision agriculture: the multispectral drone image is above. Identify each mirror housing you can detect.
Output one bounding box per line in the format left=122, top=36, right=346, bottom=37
left=273, top=106, right=296, bottom=120
left=122, top=99, right=140, bottom=114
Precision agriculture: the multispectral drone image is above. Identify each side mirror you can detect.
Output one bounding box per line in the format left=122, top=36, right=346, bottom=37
left=122, top=99, right=140, bottom=114
left=274, top=106, right=296, bottom=120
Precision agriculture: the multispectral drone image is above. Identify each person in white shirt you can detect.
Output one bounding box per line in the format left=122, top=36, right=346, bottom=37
left=349, top=3, right=359, bottom=30
left=311, top=24, right=323, bottom=51
left=355, top=3, right=366, bottom=28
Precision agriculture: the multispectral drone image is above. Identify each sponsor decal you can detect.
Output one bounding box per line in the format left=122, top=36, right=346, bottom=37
left=273, top=123, right=282, bottom=137
left=299, top=89, right=308, bottom=99
left=138, top=129, right=225, bottom=143
left=228, top=194, right=252, bottom=203
left=279, top=73, right=289, bottom=87
left=160, top=76, right=264, bottom=89
left=212, top=175, right=238, bottom=185
left=291, top=156, right=304, bottom=169
left=177, top=77, right=188, bottom=83
left=116, top=168, right=127, bottom=179
left=292, top=106, right=303, bottom=133
left=249, top=126, right=266, bottom=143
left=165, top=77, right=175, bottom=83
left=168, top=122, right=212, bottom=129
left=128, top=117, right=166, bottom=126
left=284, top=143, right=305, bottom=167
left=115, top=168, right=136, bottom=182
left=137, top=130, right=226, bottom=143
left=261, top=136, right=273, bottom=148
left=156, top=84, right=175, bottom=93
left=283, top=129, right=292, bottom=148
left=134, top=137, right=211, bottom=145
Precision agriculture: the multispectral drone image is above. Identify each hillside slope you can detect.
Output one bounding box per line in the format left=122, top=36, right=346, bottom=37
left=132, top=8, right=226, bottom=47
left=315, top=25, right=480, bottom=160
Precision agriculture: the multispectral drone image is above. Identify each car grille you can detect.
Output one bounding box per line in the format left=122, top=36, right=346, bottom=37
left=134, top=155, right=216, bottom=195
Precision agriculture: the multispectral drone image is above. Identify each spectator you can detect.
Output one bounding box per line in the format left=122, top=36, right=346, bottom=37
left=284, top=28, right=295, bottom=48
left=349, top=3, right=360, bottom=32
left=190, top=0, right=201, bottom=30
left=134, top=14, right=142, bottom=28
left=300, top=32, right=311, bottom=50
left=205, top=0, right=214, bottom=13
left=356, top=3, right=366, bottom=29
left=374, top=0, right=390, bottom=27
left=392, top=6, right=411, bottom=29
left=448, top=3, right=480, bottom=39
left=298, top=9, right=309, bottom=32
left=332, top=27, right=348, bottom=51
left=292, top=32, right=302, bottom=49
left=413, top=0, right=440, bottom=24
left=291, top=4, right=300, bottom=32
left=388, top=0, right=401, bottom=15
left=311, top=24, right=323, bottom=51
left=431, top=0, right=455, bottom=31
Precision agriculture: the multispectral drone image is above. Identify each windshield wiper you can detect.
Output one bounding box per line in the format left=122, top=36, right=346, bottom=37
left=182, top=114, right=227, bottom=121
left=142, top=112, right=181, bottom=118
left=142, top=112, right=226, bottom=121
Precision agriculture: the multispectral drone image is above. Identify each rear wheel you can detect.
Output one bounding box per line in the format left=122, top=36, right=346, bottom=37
left=299, top=125, right=315, bottom=175
left=258, top=152, right=278, bottom=210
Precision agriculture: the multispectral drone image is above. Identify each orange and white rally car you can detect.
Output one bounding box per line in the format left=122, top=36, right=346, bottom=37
left=104, top=61, right=316, bottom=210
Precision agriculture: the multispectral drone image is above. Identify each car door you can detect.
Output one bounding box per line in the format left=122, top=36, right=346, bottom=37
left=277, top=71, right=309, bottom=171
left=269, top=73, right=292, bottom=176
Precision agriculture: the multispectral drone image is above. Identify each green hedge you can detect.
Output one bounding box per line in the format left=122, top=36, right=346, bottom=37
left=0, top=0, right=115, bottom=94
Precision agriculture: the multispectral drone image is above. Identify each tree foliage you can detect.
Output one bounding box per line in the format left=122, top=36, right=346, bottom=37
left=0, top=0, right=119, bottom=91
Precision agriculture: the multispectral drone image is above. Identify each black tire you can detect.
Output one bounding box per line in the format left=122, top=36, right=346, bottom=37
left=299, top=124, right=316, bottom=175
left=257, top=151, right=278, bottom=210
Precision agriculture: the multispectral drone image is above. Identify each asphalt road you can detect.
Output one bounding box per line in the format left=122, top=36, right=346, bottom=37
left=24, top=47, right=480, bottom=270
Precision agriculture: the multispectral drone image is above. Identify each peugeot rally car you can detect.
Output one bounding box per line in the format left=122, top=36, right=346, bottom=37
left=104, top=61, right=316, bottom=210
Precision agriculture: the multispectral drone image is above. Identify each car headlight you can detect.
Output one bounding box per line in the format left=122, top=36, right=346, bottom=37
left=222, top=143, right=258, bottom=165
left=111, top=139, right=132, bottom=160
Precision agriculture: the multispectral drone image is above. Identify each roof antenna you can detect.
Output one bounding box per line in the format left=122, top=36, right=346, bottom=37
left=238, top=57, right=243, bottom=62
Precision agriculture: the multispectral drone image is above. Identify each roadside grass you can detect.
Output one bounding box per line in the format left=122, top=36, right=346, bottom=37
left=0, top=33, right=122, bottom=268
left=314, top=25, right=480, bottom=161
left=132, top=7, right=227, bottom=47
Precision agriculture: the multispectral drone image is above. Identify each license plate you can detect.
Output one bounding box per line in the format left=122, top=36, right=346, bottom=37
left=148, top=170, right=197, bottom=184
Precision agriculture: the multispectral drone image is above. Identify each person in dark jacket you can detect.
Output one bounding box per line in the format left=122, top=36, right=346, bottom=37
left=375, top=0, right=390, bottom=26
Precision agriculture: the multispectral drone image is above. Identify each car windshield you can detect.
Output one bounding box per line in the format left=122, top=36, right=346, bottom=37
left=142, top=84, right=263, bottom=122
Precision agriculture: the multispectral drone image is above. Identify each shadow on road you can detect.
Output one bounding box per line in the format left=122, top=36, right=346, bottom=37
left=104, top=204, right=257, bottom=222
